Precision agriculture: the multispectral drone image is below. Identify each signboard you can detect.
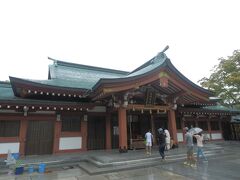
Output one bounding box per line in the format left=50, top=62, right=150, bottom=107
left=145, top=88, right=156, bottom=105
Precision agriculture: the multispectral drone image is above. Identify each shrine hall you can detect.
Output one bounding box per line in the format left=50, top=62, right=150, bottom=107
left=0, top=47, right=238, bottom=157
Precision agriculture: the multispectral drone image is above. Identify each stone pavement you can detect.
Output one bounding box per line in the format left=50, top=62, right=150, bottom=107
left=0, top=141, right=239, bottom=179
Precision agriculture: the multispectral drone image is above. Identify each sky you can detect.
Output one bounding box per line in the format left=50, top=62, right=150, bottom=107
left=0, top=0, right=240, bottom=85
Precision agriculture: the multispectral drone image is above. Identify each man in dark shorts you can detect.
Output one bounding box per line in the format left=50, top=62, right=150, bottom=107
left=183, top=127, right=197, bottom=167
left=157, top=128, right=166, bottom=160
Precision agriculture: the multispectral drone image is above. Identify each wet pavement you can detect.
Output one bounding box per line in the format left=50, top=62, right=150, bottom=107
left=0, top=141, right=239, bottom=180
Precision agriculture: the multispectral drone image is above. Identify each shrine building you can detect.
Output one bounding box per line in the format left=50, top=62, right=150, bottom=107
left=0, top=48, right=238, bottom=157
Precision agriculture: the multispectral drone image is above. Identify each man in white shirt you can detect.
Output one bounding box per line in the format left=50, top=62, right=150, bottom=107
left=164, top=128, right=171, bottom=150
left=145, top=129, right=153, bottom=155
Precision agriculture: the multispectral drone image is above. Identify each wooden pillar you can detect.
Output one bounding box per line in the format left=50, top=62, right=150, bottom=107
left=168, top=109, right=178, bottom=143
left=219, top=119, right=222, bottom=131
left=19, top=118, right=28, bottom=156
left=105, top=114, right=112, bottom=150
left=81, top=118, right=88, bottom=151
left=207, top=120, right=211, bottom=140
left=118, top=107, right=128, bottom=152
left=181, top=116, right=186, bottom=143
left=53, top=119, right=61, bottom=154
left=150, top=115, right=156, bottom=145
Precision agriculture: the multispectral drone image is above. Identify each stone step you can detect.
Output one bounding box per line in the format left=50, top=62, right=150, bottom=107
left=86, top=148, right=224, bottom=167
left=0, top=146, right=224, bottom=175
left=78, top=149, right=223, bottom=175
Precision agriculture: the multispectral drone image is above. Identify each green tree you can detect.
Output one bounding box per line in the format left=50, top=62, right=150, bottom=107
left=198, top=50, right=240, bottom=109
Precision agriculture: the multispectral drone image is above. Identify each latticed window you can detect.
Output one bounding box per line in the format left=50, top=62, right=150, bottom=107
left=61, top=116, right=81, bottom=132
left=198, top=121, right=208, bottom=131
left=210, top=121, right=220, bottom=130
left=0, top=120, right=20, bottom=137
left=184, top=120, right=196, bottom=129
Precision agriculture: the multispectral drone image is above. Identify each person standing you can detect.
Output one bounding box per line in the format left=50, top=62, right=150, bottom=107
left=145, top=129, right=153, bottom=155
left=184, top=127, right=197, bottom=167
left=164, top=128, right=171, bottom=150
left=193, top=132, right=208, bottom=161
left=157, top=128, right=166, bottom=160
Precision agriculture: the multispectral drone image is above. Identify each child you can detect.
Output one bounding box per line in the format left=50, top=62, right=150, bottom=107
left=145, top=129, right=153, bottom=155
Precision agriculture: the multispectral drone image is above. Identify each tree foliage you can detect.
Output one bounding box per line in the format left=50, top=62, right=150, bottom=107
left=198, top=50, right=240, bottom=109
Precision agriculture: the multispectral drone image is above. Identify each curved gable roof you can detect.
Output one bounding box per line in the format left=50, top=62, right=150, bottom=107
left=92, top=52, right=169, bottom=89
left=92, top=52, right=213, bottom=96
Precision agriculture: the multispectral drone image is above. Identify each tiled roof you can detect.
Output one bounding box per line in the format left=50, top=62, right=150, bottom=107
left=48, top=59, right=129, bottom=89
left=126, top=53, right=167, bottom=77
left=3, top=50, right=213, bottom=101
left=92, top=51, right=213, bottom=97
left=0, top=81, right=15, bottom=100
left=29, top=79, right=92, bottom=90
left=203, top=105, right=239, bottom=112
left=0, top=81, right=92, bottom=106
left=92, top=52, right=170, bottom=89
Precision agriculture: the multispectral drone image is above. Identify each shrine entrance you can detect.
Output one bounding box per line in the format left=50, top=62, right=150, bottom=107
left=127, top=113, right=151, bottom=149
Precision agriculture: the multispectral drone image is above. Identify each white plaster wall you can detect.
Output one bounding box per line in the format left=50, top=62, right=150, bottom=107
left=59, top=137, right=82, bottom=150
left=203, top=133, right=210, bottom=141
left=0, top=142, right=20, bottom=154
left=211, top=133, right=222, bottom=140
left=177, top=133, right=183, bottom=142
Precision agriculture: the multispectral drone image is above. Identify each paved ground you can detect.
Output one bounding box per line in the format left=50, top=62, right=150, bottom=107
left=0, top=141, right=239, bottom=180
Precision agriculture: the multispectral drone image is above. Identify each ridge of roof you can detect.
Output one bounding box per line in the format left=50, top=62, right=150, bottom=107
left=129, top=57, right=155, bottom=74
left=129, top=46, right=169, bottom=74
left=48, top=57, right=129, bottom=75
left=126, top=53, right=168, bottom=77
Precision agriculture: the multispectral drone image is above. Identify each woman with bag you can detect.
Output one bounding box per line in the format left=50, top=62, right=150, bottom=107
left=193, top=132, right=208, bottom=162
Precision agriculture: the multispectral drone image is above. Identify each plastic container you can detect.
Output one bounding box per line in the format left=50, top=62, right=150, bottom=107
left=12, top=153, right=20, bottom=160
left=28, top=165, right=34, bottom=173
left=15, top=167, right=24, bottom=175
left=38, top=163, right=46, bottom=173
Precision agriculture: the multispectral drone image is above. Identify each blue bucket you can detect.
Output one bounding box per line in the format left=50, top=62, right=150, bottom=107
left=28, top=165, right=34, bottom=173
left=15, top=167, right=24, bottom=175
left=38, top=163, right=46, bottom=173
